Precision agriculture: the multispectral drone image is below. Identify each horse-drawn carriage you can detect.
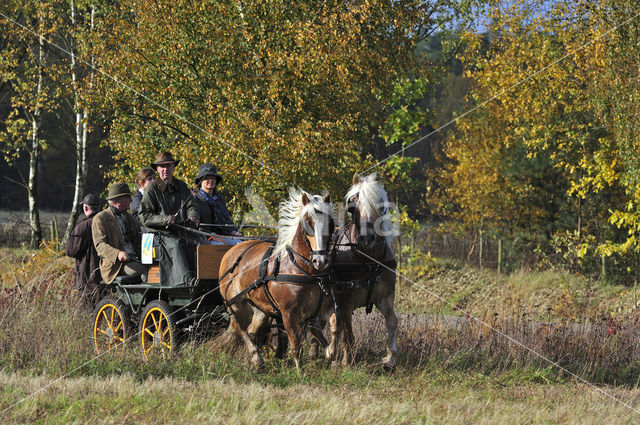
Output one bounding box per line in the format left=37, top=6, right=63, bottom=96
left=91, top=241, right=238, bottom=359
left=91, top=173, right=399, bottom=370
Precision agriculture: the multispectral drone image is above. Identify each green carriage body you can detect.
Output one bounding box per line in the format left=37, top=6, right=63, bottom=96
left=91, top=243, right=233, bottom=359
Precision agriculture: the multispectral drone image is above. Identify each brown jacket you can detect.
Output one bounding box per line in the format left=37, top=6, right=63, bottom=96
left=92, top=207, right=141, bottom=284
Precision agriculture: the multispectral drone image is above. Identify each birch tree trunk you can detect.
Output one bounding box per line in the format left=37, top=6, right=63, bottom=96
left=64, top=2, right=95, bottom=242
left=28, top=10, right=45, bottom=248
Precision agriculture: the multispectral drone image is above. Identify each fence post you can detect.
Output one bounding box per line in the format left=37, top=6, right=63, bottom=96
left=498, top=239, right=502, bottom=274
left=601, top=254, right=606, bottom=280
left=50, top=216, right=59, bottom=249
left=478, top=228, right=483, bottom=268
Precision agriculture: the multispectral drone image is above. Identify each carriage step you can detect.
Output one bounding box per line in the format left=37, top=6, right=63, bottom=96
left=111, top=275, right=142, bottom=285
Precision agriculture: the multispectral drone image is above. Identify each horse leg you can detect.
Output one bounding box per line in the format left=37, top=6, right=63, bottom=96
left=325, top=312, right=342, bottom=364
left=376, top=292, right=398, bottom=370
left=246, top=309, right=269, bottom=367
left=308, top=318, right=327, bottom=360
left=218, top=315, right=243, bottom=348
left=275, top=320, right=289, bottom=359
left=282, top=311, right=306, bottom=371
left=340, top=307, right=355, bottom=367
left=231, top=302, right=264, bottom=368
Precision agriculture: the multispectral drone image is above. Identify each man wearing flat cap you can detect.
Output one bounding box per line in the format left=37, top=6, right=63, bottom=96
left=65, top=193, right=101, bottom=299
left=92, top=183, right=147, bottom=284
left=194, top=163, right=242, bottom=237
left=138, top=152, right=199, bottom=285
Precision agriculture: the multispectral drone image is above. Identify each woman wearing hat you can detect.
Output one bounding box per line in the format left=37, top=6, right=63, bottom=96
left=194, top=163, right=243, bottom=237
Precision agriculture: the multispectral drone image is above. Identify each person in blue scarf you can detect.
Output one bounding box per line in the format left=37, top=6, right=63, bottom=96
left=193, top=164, right=243, bottom=238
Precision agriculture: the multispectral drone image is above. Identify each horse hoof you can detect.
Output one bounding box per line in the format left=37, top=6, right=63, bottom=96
left=324, top=346, right=336, bottom=361
left=382, top=362, right=396, bottom=372
left=250, top=354, right=264, bottom=369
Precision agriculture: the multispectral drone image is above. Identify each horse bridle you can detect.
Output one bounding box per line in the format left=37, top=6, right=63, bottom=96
left=331, top=195, right=386, bottom=260
left=284, top=211, right=335, bottom=276
left=301, top=212, right=335, bottom=257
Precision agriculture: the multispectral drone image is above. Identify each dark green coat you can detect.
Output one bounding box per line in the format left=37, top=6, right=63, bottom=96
left=138, top=177, right=199, bottom=234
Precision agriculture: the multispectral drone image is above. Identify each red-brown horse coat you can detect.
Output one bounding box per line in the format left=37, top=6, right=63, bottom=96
left=218, top=191, right=334, bottom=369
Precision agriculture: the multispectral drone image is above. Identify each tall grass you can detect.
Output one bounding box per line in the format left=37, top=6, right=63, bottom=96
left=1, top=246, right=640, bottom=388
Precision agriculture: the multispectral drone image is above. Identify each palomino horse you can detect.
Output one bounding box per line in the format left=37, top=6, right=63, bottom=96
left=324, top=172, right=398, bottom=369
left=218, top=189, right=335, bottom=369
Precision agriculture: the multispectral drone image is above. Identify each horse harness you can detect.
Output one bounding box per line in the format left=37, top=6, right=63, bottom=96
left=329, top=220, right=397, bottom=314
left=221, top=215, right=395, bottom=318
left=222, top=241, right=332, bottom=319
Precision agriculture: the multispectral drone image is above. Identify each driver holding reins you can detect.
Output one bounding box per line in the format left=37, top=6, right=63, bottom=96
left=138, top=152, right=200, bottom=286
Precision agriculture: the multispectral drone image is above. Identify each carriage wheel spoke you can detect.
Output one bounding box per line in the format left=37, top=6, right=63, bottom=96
left=101, top=310, right=110, bottom=326
left=157, top=316, right=164, bottom=335
left=145, top=328, right=155, bottom=337
left=161, top=341, right=171, bottom=350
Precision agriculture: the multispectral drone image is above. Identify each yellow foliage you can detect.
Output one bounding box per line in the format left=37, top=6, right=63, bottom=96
left=431, top=0, right=638, bottom=258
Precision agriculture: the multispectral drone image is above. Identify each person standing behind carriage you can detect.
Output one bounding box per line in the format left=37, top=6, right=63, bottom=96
left=193, top=163, right=243, bottom=239
left=131, top=167, right=155, bottom=217
left=92, top=183, right=147, bottom=284
left=138, top=152, right=200, bottom=286
left=65, top=193, right=101, bottom=301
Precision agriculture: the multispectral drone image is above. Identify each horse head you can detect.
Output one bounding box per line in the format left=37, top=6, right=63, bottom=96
left=346, top=172, right=391, bottom=251
left=275, top=188, right=335, bottom=271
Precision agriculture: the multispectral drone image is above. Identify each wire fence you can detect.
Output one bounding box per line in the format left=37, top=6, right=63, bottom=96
left=404, top=228, right=640, bottom=285
left=3, top=211, right=639, bottom=286
left=0, top=211, right=69, bottom=248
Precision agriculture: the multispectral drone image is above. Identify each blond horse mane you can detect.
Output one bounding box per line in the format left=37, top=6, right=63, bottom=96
left=345, top=173, right=393, bottom=243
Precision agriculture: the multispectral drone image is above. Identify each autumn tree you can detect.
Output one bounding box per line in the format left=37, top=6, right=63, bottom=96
left=431, top=0, right=632, bottom=270
left=91, top=0, right=486, bottom=216
left=589, top=0, right=640, bottom=257
left=59, top=0, right=100, bottom=241
left=0, top=0, right=61, bottom=247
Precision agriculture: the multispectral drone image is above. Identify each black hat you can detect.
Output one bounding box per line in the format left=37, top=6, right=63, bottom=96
left=106, top=183, right=133, bottom=200
left=80, top=193, right=100, bottom=206
left=150, top=152, right=180, bottom=170
left=194, top=163, right=222, bottom=187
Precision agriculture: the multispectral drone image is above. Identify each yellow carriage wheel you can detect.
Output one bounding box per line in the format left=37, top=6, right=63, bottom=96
left=92, top=296, right=132, bottom=354
left=139, top=300, right=178, bottom=360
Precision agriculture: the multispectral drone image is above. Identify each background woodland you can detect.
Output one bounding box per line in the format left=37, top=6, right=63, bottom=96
left=2, top=0, right=640, bottom=282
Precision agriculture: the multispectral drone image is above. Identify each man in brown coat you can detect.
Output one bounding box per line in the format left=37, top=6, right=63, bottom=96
left=92, top=183, right=147, bottom=284
left=65, top=193, right=101, bottom=297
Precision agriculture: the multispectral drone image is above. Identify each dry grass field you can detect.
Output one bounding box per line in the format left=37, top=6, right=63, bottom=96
left=3, top=368, right=640, bottom=424
left=2, top=246, right=640, bottom=423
